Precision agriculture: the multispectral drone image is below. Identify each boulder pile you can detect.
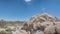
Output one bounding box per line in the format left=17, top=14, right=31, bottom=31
left=15, top=13, right=60, bottom=34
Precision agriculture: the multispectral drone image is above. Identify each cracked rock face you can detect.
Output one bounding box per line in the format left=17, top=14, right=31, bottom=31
left=13, top=13, right=60, bottom=34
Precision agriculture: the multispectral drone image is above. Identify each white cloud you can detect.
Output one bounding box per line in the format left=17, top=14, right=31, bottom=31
left=25, top=0, right=31, bottom=3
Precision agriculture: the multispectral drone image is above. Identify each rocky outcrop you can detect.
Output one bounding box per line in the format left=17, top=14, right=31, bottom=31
left=13, top=13, right=60, bottom=34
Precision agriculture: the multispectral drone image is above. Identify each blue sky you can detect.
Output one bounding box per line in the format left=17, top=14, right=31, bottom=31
left=0, top=0, right=60, bottom=21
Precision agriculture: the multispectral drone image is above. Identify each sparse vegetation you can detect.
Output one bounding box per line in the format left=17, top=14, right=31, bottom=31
left=0, top=31, right=12, bottom=34
left=0, top=19, right=24, bottom=34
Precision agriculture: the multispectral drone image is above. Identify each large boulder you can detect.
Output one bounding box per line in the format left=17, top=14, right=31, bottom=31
left=44, top=26, right=55, bottom=34
left=55, top=24, right=60, bottom=34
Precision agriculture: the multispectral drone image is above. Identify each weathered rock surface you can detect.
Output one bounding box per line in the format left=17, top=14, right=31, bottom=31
left=12, top=13, right=60, bottom=34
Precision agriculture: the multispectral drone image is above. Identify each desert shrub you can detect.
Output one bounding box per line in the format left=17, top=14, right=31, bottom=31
left=0, top=31, right=12, bottom=34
